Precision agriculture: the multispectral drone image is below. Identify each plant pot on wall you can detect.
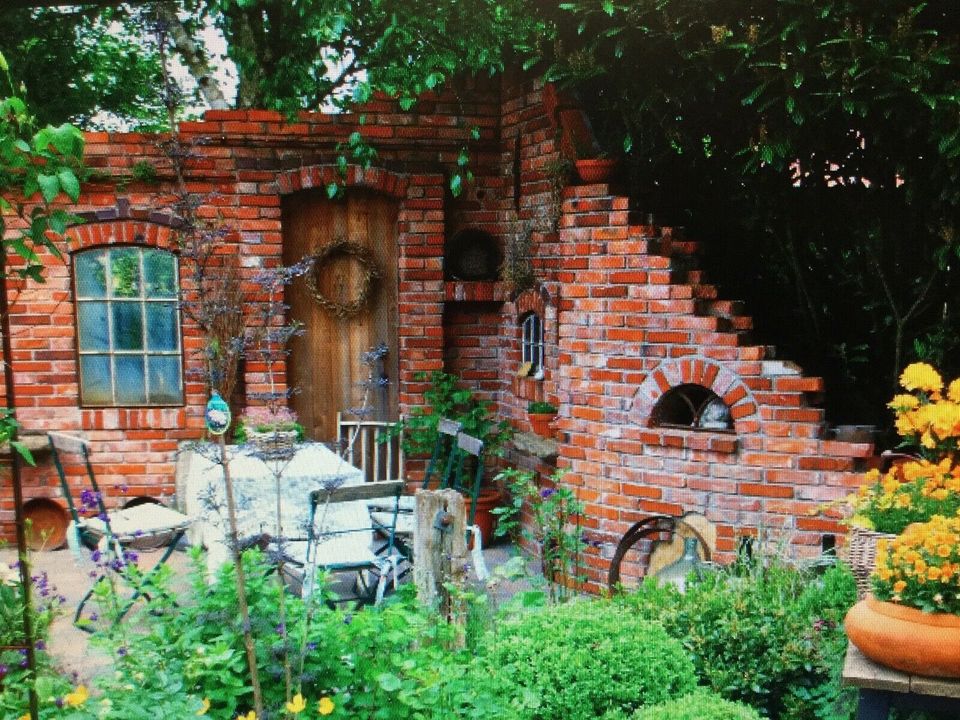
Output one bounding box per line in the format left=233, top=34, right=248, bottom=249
left=527, top=401, right=558, bottom=438
left=845, top=598, right=960, bottom=677
left=575, top=158, right=618, bottom=183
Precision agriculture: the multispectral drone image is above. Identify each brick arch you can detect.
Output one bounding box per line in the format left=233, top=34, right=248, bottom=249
left=67, top=218, right=178, bottom=254
left=514, top=285, right=553, bottom=320
left=629, top=357, right=759, bottom=429
left=273, top=164, right=410, bottom=198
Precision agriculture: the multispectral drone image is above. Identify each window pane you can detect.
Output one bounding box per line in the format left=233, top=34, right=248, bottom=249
left=75, top=250, right=107, bottom=298
left=111, top=302, right=143, bottom=350
left=147, top=356, right=182, bottom=404
left=146, top=303, right=178, bottom=351
left=77, top=302, right=109, bottom=351
left=144, top=250, right=176, bottom=297
left=79, top=355, right=112, bottom=405
left=114, top=356, right=146, bottom=404
left=109, top=248, right=141, bottom=298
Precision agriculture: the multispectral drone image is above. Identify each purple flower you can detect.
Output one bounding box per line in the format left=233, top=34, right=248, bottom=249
left=540, top=488, right=556, bottom=499
left=275, top=623, right=286, bottom=635
left=0, top=663, right=8, bottom=679
left=34, top=640, right=45, bottom=651
left=55, top=697, right=65, bottom=709
left=117, top=646, right=128, bottom=657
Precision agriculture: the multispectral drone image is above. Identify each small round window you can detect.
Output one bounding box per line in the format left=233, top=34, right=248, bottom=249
left=652, top=384, right=732, bottom=431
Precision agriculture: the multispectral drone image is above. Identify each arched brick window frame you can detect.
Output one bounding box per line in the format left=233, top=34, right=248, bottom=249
left=513, top=286, right=555, bottom=401
left=629, top=358, right=759, bottom=431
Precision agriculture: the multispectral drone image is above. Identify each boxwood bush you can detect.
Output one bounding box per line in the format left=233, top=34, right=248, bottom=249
left=634, top=691, right=763, bottom=720
left=485, top=599, right=697, bottom=720
left=621, top=560, right=858, bottom=720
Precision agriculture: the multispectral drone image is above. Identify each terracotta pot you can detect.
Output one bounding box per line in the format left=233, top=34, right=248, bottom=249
left=528, top=412, right=556, bottom=438
left=575, top=158, right=618, bottom=183
left=845, top=598, right=960, bottom=677
left=22, top=498, right=69, bottom=551
left=464, top=486, right=502, bottom=548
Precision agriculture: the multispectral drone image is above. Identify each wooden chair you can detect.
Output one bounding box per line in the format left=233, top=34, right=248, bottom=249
left=284, top=479, right=406, bottom=605
left=48, top=432, right=191, bottom=630
left=335, top=413, right=404, bottom=484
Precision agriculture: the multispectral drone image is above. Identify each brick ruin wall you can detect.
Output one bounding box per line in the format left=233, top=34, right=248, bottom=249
left=0, top=75, right=869, bottom=592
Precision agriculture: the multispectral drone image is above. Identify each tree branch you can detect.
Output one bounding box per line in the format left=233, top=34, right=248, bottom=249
left=156, top=1, right=230, bottom=110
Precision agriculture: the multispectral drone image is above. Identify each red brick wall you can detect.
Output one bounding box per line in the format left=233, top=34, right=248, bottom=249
left=1, top=73, right=869, bottom=595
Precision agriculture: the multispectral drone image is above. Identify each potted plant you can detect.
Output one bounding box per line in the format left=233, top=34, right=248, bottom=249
left=842, top=362, right=960, bottom=677
left=573, top=135, right=618, bottom=183
left=829, top=362, right=960, bottom=597
left=527, top=401, right=558, bottom=438
left=391, top=371, right=513, bottom=544
left=235, top=406, right=305, bottom=457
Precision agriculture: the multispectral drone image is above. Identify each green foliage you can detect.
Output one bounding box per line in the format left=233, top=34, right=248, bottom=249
left=485, top=600, right=697, bottom=720
left=0, top=7, right=166, bottom=129
left=391, top=370, right=512, bottom=472
left=633, top=691, right=763, bottom=720
left=527, top=401, right=557, bottom=414
left=550, top=0, right=960, bottom=426
left=130, top=160, right=159, bottom=184
left=494, top=468, right=585, bottom=601
left=622, top=561, right=858, bottom=720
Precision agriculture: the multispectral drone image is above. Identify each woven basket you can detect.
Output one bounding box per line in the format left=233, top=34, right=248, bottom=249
left=846, top=526, right=897, bottom=599
left=248, top=428, right=298, bottom=459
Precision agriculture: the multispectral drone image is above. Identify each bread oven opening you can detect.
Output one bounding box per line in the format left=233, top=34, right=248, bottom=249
left=652, top=383, right=733, bottom=431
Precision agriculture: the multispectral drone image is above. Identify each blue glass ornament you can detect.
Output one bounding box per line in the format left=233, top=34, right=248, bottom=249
left=205, top=391, right=231, bottom=436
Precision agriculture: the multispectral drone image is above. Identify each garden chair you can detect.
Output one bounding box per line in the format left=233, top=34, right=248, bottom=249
left=336, top=412, right=405, bottom=484
left=367, top=418, right=463, bottom=557
left=48, top=431, right=192, bottom=630
left=284, top=479, right=406, bottom=605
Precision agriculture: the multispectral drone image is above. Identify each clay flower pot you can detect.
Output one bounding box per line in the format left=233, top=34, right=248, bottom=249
left=845, top=598, right=960, bottom=677
left=528, top=412, right=556, bottom=438
left=575, top=158, right=618, bottom=183
left=464, top=486, right=502, bottom=548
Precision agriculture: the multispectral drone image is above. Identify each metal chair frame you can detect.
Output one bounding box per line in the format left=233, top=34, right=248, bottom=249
left=48, top=431, right=190, bottom=630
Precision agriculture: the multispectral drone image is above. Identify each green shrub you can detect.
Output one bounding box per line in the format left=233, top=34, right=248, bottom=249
left=485, top=599, right=697, bottom=720
left=634, top=691, right=762, bottom=720
left=622, top=561, right=858, bottom=720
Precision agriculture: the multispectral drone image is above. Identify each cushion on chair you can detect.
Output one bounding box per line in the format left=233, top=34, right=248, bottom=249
left=81, top=504, right=191, bottom=546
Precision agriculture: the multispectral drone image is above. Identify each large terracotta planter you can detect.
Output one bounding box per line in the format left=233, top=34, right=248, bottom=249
left=464, top=486, right=501, bottom=548
left=845, top=598, right=960, bottom=677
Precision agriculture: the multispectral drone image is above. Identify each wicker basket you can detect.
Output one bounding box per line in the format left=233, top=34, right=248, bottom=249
left=247, top=428, right=298, bottom=459
left=846, top=526, right=897, bottom=599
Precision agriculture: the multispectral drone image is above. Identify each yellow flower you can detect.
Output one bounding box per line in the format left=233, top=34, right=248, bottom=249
left=285, top=693, right=307, bottom=714
left=889, top=394, right=920, bottom=412
left=236, top=712, right=256, bottom=720
left=318, top=697, right=335, bottom=716
left=900, top=362, right=943, bottom=394
left=197, top=698, right=211, bottom=716
left=20, top=714, right=30, bottom=720
left=949, top=378, right=960, bottom=403
left=893, top=580, right=907, bottom=593
left=64, top=685, right=89, bottom=708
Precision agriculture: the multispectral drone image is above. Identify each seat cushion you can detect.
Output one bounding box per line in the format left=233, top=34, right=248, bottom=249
left=82, top=504, right=191, bottom=546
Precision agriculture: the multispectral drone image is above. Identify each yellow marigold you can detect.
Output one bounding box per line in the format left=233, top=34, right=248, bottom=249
left=889, top=394, right=920, bottom=413
left=893, top=580, right=907, bottom=593
left=896, top=411, right=924, bottom=437
left=197, top=698, right=211, bottom=716
left=949, top=378, right=960, bottom=403
left=236, top=712, right=256, bottom=720
left=900, top=362, right=943, bottom=393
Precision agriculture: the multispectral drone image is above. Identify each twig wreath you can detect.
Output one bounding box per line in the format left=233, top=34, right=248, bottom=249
left=305, top=238, right=381, bottom=318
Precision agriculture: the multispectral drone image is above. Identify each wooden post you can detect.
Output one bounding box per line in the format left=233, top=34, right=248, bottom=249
left=414, top=488, right=468, bottom=618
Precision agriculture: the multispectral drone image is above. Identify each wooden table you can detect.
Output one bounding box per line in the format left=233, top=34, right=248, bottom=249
left=842, top=642, right=960, bottom=719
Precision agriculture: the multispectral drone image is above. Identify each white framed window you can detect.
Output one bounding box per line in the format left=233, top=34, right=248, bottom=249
left=74, top=246, right=183, bottom=406
left=521, top=312, right=543, bottom=373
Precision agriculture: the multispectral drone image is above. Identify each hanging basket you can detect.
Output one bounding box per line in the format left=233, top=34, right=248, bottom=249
left=247, top=428, right=299, bottom=460
left=305, top=238, right=381, bottom=318
left=846, top=525, right=897, bottom=599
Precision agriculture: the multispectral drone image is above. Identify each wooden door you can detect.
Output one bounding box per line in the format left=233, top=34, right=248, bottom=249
left=282, top=189, right=399, bottom=442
